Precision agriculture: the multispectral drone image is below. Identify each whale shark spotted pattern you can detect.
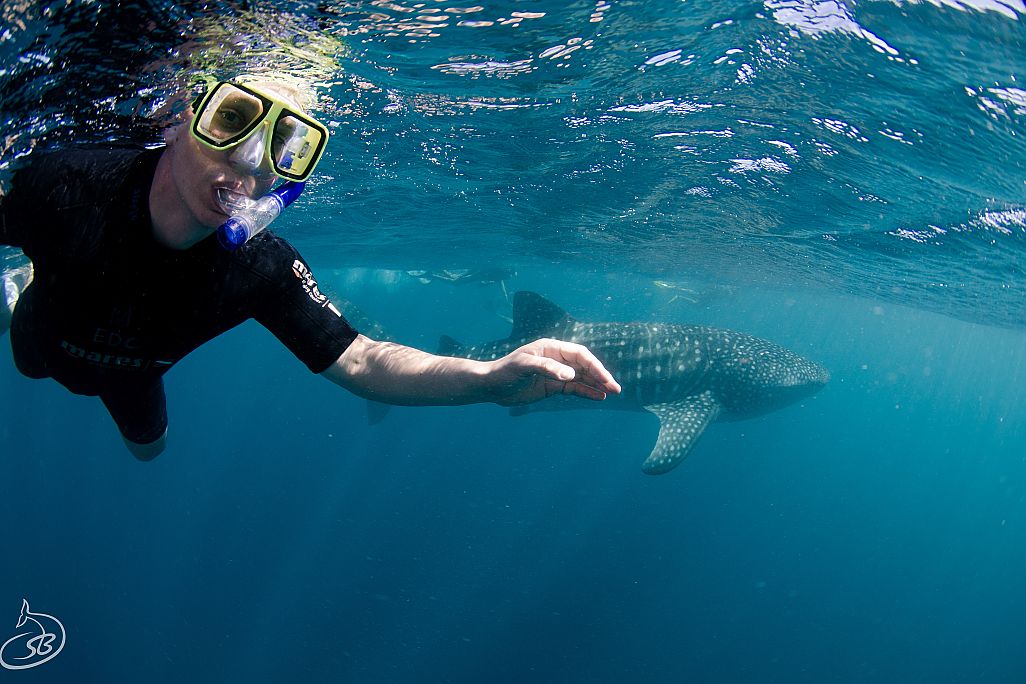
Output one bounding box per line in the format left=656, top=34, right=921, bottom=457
left=439, top=292, right=829, bottom=474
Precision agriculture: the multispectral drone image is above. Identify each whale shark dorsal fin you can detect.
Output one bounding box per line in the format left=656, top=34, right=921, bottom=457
left=438, top=334, right=464, bottom=357
left=511, top=291, right=576, bottom=341
left=641, top=392, right=722, bottom=475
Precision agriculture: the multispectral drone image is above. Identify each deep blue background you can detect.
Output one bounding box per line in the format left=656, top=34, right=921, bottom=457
left=2, top=270, right=1024, bottom=683
left=1, top=0, right=1025, bottom=680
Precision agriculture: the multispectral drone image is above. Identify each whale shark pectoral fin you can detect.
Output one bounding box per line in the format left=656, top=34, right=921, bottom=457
left=641, top=392, right=722, bottom=475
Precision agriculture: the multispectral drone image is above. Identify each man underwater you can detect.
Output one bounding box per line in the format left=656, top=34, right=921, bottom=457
left=0, top=77, right=621, bottom=460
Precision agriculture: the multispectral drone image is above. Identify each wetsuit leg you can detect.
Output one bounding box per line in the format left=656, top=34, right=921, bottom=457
left=9, top=285, right=50, bottom=380
left=0, top=287, right=10, bottom=335
left=1, top=259, right=32, bottom=336
left=99, top=377, right=168, bottom=446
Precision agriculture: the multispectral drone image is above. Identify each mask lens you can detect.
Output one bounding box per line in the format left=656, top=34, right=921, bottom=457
left=271, top=113, right=325, bottom=179
left=196, top=84, right=266, bottom=146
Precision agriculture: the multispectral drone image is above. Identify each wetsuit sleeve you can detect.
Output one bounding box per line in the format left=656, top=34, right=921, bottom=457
left=1, top=155, right=66, bottom=250
left=0, top=172, right=29, bottom=248
left=252, top=240, right=359, bottom=373
left=0, top=195, right=9, bottom=246
left=0, top=150, right=131, bottom=255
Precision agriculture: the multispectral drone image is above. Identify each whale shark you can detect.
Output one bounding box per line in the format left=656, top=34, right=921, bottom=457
left=439, top=292, right=829, bottom=475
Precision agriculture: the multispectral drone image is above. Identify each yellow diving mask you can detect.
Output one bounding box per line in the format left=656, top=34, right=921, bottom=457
left=190, top=81, right=329, bottom=182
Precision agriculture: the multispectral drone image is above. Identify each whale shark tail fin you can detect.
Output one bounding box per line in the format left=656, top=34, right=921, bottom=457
left=510, top=291, right=577, bottom=341
left=17, top=599, right=30, bottom=628
left=439, top=334, right=464, bottom=357
left=641, top=392, right=722, bottom=475
left=335, top=297, right=390, bottom=343
left=366, top=400, right=391, bottom=425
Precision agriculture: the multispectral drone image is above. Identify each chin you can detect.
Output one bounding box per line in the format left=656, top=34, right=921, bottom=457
left=202, top=212, right=227, bottom=229
left=182, top=227, right=219, bottom=250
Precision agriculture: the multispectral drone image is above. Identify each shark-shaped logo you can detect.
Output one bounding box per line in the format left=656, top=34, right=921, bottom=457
left=0, top=599, right=66, bottom=670
left=440, top=292, right=829, bottom=474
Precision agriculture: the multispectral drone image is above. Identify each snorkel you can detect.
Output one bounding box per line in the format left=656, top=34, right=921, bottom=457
left=216, top=181, right=305, bottom=250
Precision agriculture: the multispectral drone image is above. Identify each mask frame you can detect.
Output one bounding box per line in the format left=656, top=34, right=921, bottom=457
left=190, top=81, right=329, bottom=182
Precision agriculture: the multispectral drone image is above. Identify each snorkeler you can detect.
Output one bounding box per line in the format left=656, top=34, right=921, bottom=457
left=0, top=77, right=620, bottom=460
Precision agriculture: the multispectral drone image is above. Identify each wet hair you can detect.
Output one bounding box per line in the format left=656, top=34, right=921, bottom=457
left=234, top=76, right=315, bottom=114
left=164, top=74, right=315, bottom=148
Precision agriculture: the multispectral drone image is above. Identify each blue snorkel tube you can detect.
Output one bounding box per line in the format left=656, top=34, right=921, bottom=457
left=217, top=181, right=306, bottom=251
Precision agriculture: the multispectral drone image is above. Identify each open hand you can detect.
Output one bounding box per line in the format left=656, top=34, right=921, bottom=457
left=486, top=338, right=621, bottom=406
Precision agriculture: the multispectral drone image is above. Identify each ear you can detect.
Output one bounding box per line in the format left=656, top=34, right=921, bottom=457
left=163, top=123, right=183, bottom=145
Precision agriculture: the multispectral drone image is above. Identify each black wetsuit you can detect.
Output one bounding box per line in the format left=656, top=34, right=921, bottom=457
left=0, top=147, right=358, bottom=444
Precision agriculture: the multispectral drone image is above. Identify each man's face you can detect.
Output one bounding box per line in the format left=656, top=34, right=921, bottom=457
left=168, top=110, right=278, bottom=231
left=155, top=80, right=316, bottom=249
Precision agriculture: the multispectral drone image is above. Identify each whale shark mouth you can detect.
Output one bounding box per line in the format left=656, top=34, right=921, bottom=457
left=780, top=369, right=830, bottom=387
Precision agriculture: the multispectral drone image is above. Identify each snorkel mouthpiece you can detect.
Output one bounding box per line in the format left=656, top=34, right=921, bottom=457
left=215, top=187, right=252, bottom=215
left=217, top=181, right=306, bottom=251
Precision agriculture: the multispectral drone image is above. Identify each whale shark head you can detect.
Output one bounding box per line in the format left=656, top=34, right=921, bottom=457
left=712, top=334, right=830, bottom=419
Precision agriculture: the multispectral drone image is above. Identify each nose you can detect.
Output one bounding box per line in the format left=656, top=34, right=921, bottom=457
left=229, top=125, right=274, bottom=178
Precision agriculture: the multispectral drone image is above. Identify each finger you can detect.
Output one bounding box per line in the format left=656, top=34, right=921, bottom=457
left=543, top=341, right=621, bottom=394
left=571, top=362, right=617, bottom=391
left=513, top=352, right=578, bottom=385
left=547, top=379, right=606, bottom=401
left=516, top=347, right=609, bottom=400
left=529, top=355, right=576, bottom=382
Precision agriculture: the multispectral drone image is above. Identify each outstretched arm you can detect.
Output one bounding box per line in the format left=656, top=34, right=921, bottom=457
left=321, top=334, right=621, bottom=406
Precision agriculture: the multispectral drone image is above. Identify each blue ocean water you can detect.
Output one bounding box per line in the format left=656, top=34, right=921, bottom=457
left=1, top=1, right=1025, bottom=682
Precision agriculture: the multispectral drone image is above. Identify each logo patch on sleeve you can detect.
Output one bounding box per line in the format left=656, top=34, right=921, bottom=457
left=292, top=260, right=342, bottom=317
